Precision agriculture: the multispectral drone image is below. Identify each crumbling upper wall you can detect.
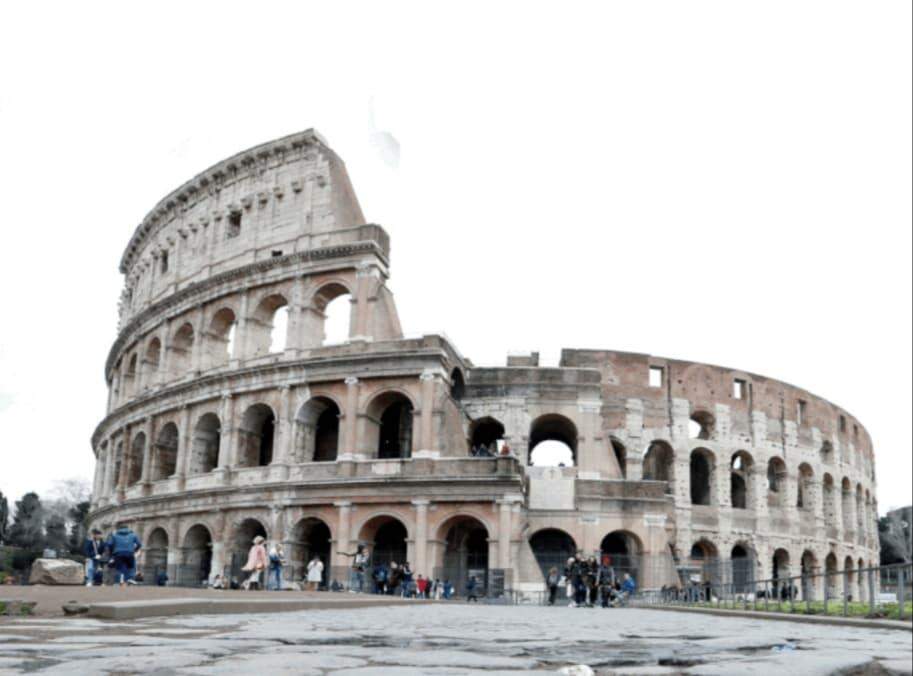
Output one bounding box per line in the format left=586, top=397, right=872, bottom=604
left=560, top=348, right=873, bottom=458
left=116, top=129, right=373, bottom=327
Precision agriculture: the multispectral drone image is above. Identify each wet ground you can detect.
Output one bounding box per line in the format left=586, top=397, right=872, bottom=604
left=0, top=604, right=910, bottom=675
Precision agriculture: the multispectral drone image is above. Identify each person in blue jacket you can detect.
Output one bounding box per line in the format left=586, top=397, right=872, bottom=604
left=83, top=529, right=105, bottom=587
left=105, top=523, right=142, bottom=588
left=620, top=572, right=636, bottom=605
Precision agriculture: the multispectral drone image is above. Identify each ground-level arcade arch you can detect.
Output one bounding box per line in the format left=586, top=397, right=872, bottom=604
left=600, top=530, right=642, bottom=581
left=357, top=515, right=409, bottom=566
left=529, top=528, right=577, bottom=580
left=181, top=524, right=213, bottom=586
left=288, top=517, right=332, bottom=586
left=436, top=515, right=490, bottom=596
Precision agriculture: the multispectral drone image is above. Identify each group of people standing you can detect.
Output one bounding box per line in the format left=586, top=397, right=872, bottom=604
left=546, top=554, right=636, bottom=608
left=341, top=544, right=478, bottom=600
left=237, top=535, right=325, bottom=591
left=82, top=523, right=146, bottom=587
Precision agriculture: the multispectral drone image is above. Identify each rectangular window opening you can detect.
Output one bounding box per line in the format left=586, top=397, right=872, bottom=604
left=160, top=251, right=169, bottom=274
left=649, top=366, right=664, bottom=388
left=797, top=399, right=807, bottom=426
left=227, top=211, right=242, bottom=239
left=271, top=250, right=283, bottom=258
left=839, top=415, right=847, bottom=433
left=733, top=379, right=746, bottom=399
left=853, top=424, right=858, bottom=438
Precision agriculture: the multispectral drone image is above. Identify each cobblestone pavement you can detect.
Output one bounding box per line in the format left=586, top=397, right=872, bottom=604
left=0, top=604, right=910, bottom=675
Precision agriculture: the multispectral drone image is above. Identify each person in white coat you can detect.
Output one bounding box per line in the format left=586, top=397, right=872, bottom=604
left=306, top=555, right=324, bottom=591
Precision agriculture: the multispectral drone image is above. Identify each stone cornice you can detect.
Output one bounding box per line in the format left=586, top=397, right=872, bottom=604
left=119, top=129, right=331, bottom=274
left=106, top=240, right=388, bottom=379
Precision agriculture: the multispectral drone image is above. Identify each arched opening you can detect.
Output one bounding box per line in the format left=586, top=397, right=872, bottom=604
left=820, top=440, right=834, bottom=465
left=170, top=323, right=195, bottom=378
left=143, top=528, right=169, bottom=583
left=797, top=463, right=814, bottom=510
left=689, top=410, right=715, bottom=440
left=125, top=353, right=138, bottom=397
left=314, top=283, right=352, bottom=345
left=731, top=544, right=753, bottom=593
left=190, top=413, right=221, bottom=474
left=449, top=368, right=465, bottom=401
left=528, top=414, right=577, bottom=467
left=767, top=457, right=788, bottom=508
left=359, top=516, right=408, bottom=566
left=844, top=556, right=855, bottom=601
left=772, top=548, right=790, bottom=583
left=181, top=524, right=213, bottom=586
left=643, top=440, right=674, bottom=487
left=295, top=397, right=340, bottom=462
left=688, top=540, right=720, bottom=596
left=730, top=451, right=753, bottom=509
left=238, top=404, right=275, bottom=467
left=841, top=477, right=854, bottom=532
left=250, top=294, right=289, bottom=356
left=205, top=308, right=237, bottom=368
left=529, top=528, right=577, bottom=580
left=144, top=338, right=161, bottom=386
left=112, top=441, right=123, bottom=491
left=800, top=550, right=818, bottom=600
left=152, top=423, right=179, bottom=480
left=368, top=393, right=414, bottom=459
left=600, top=530, right=642, bottom=581
left=689, top=448, right=714, bottom=506
left=822, top=473, right=837, bottom=523
left=127, top=432, right=145, bottom=486
left=289, top=518, right=332, bottom=586
left=229, top=518, right=268, bottom=581
left=439, top=516, right=489, bottom=596
left=610, top=438, right=627, bottom=478
left=825, top=552, right=839, bottom=598
left=469, top=417, right=505, bottom=457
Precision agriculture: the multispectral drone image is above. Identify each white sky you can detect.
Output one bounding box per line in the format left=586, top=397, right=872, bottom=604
left=0, top=2, right=910, bottom=512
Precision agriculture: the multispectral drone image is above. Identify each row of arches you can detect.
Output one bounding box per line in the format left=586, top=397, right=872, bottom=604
left=114, top=284, right=353, bottom=404
left=528, top=529, right=643, bottom=580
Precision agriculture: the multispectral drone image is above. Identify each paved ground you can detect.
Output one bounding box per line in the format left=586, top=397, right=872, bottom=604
left=0, top=587, right=412, bottom=617
left=0, top=604, right=911, bottom=675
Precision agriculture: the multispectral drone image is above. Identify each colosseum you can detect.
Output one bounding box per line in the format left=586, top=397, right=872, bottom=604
left=88, top=128, right=880, bottom=599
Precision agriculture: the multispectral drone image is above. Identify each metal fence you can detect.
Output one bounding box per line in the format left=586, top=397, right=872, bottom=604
left=635, top=561, right=912, bottom=621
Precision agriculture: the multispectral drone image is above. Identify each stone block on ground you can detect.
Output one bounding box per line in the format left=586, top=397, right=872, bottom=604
left=29, top=558, right=85, bottom=586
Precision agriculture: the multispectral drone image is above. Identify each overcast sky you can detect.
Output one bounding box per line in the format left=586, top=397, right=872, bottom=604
left=0, top=2, right=910, bottom=512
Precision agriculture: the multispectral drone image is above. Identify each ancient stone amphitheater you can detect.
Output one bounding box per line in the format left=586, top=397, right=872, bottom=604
left=89, top=129, right=879, bottom=598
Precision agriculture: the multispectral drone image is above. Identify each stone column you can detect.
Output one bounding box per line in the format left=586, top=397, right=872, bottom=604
left=351, top=261, right=377, bottom=340
left=233, top=290, right=250, bottom=365
left=116, top=428, right=130, bottom=501
left=159, top=320, right=172, bottom=387
left=341, top=377, right=359, bottom=456
left=166, top=516, right=181, bottom=584
left=497, top=498, right=512, bottom=569
left=333, top=501, right=353, bottom=582
left=419, top=371, right=437, bottom=453
left=209, top=510, right=228, bottom=583
left=175, top=405, right=192, bottom=487
left=140, top=417, right=155, bottom=491
left=411, top=500, right=430, bottom=575
left=274, top=385, right=294, bottom=469
left=286, top=276, right=308, bottom=354
left=217, top=394, right=235, bottom=471
left=190, top=304, right=205, bottom=373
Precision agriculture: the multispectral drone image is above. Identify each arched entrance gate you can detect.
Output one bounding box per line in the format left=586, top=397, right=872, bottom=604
left=435, top=517, right=489, bottom=597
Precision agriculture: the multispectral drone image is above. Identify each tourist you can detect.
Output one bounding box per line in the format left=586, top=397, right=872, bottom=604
left=156, top=568, right=168, bottom=587
left=241, top=535, right=268, bottom=590
left=105, top=522, right=143, bottom=588
left=442, top=578, right=453, bottom=599
left=83, top=528, right=105, bottom=587
left=306, top=555, right=324, bottom=592
left=585, top=555, right=599, bottom=607
left=620, top=572, right=636, bottom=605
left=499, top=441, right=512, bottom=456
left=546, top=566, right=560, bottom=605
left=433, top=578, right=444, bottom=600
left=416, top=574, right=428, bottom=599
left=372, top=562, right=389, bottom=594
left=401, top=561, right=414, bottom=598
left=388, top=562, right=402, bottom=595
left=339, top=544, right=370, bottom=593
left=267, top=543, right=285, bottom=591
left=564, top=557, right=577, bottom=607
left=211, top=574, right=224, bottom=590
left=465, top=575, right=480, bottom=602
left=598, top=557, right=616, bottom=608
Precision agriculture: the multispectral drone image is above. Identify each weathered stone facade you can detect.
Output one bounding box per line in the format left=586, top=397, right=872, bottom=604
left=89, top=129, right=879, bottom=596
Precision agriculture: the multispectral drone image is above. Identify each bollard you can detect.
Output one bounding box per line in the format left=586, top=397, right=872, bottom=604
left=843, top=568, right=849, bottom=617
left=868, top=567, right=875, bottom=616
left=898, top=568, right=906, bottom=621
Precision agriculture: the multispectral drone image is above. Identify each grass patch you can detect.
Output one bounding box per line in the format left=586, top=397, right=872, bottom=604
left=685, top=600, right=913, bottom=621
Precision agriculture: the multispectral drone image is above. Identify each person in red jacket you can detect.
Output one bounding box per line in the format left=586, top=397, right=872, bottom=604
left=416, top=574, right=428, bottom=598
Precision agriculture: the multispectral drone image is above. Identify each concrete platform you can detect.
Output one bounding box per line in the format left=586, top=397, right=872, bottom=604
left=87, top=595, right=428, bottom=620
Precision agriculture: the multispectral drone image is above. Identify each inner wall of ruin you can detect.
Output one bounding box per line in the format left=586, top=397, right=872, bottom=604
left=89, top=129, right=879, bottom=595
